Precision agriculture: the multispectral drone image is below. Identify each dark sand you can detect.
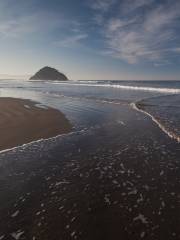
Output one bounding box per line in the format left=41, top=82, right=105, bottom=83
left=0, top=101, right=180, bottom=240
left=0, top=98, right=72, bottom=151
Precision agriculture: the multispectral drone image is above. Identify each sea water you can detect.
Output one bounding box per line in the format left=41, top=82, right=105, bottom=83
left=0, top=79, right=180, bottom=239
left=0, top=79, right=179, bottom=141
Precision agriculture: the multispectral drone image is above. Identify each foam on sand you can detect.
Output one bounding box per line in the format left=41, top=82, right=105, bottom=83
left=131, top=102, right=180, bottom=143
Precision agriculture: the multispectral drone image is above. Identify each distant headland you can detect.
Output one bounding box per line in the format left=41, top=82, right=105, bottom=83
left=29, top=66, right=68, bottom=81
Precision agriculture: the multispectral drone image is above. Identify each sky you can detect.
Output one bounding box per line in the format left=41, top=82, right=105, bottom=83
left=0, top=0, right=180, bottom=80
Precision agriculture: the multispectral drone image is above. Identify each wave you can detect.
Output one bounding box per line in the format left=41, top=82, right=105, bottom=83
left=50, top=82, right=180, bottom=94
left=0, top=130, right=78, bottom=154
left=131, top=102, right=180, bottom=143
left=44, top=91, right=130, bottom=105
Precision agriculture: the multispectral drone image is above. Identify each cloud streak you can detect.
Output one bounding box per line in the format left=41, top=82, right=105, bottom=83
left=0, top=10, right=84, bottom=42
left=92, top=0, right=180, bottom=64
left=0, top=12, right=64, bottom=38
left=89, top=0, right=116, bottom=12
left=54, top=33, right=88, bottom=47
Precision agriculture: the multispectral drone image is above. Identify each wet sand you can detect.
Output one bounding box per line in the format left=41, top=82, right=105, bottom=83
left=0, top=100, right=180, bottom=240
left=0, top=98, right=72, bottom=151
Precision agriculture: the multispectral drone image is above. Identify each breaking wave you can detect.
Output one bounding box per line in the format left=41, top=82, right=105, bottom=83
left=50, top=82, right=180, bottom=94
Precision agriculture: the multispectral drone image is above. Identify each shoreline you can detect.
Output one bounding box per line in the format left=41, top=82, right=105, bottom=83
left=0, top=97, right=72, bottom=151
left=0, top=94, right=180, bottom=239
left=131, top=102, right=180, bottom=143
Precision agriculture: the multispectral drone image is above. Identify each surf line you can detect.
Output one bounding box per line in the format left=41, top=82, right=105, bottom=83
left=131, top=102, right=180, bottom=143
left=0, top=131, right=77, bottom=154
left=50, top=82, right=180, bottom=94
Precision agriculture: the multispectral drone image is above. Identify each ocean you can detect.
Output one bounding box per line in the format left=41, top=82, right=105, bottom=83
left=0, top=79, right=179, bottom=142
left=0, top=79, right=180, bottom=239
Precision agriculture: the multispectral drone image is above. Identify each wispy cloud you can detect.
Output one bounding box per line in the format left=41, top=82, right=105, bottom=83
left=106, top=18, right=137, bottom=32
left=95, top=0, right=180, bottom=64
left=89, top=0, right=116, bottom=12
left=143, top=5, right=179, bottom=33
left=0, top=12, right=64, bottom=38
left=120, top=0, right=154, bottom=13
left=173, top=47, right=180, bottom=53
left=54, top=33, right=88, bottom=47
left=154, top=60, right=171, bottom=67
left=0, top=10, right=83, bottom=40
left=0, top=16, right=35, bottom=37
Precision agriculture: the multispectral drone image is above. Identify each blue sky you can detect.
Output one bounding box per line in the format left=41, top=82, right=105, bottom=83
left=0, top=0, right=180, bottom=80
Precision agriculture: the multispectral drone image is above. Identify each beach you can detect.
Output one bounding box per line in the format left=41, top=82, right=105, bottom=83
left=0, top=98, right=72, bottom=151
left=0, top=80, right=180, bottom=240
left=0, top=0, right=180, bottom=237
